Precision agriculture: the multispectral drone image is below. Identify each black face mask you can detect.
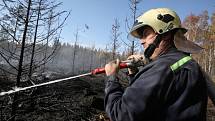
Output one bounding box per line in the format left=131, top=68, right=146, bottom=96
left=144, top=35, right=162, bottom=62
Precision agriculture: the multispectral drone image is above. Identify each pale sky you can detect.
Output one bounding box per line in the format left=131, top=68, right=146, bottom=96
left=59, top=0, right=215, bottom=49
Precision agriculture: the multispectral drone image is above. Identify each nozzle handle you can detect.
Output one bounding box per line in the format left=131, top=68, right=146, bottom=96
left=91, top=62, right=129, bottom=75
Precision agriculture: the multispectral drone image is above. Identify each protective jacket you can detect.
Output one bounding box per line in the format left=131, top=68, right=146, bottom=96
left=104, top=48, right=207, bottom=121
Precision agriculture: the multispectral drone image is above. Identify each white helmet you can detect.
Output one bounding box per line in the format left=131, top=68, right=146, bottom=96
left=130, top=8, right=203, bottom=53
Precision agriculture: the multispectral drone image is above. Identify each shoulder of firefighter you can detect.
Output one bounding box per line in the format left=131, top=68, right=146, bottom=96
left=104, top=48, right=208, bottom=121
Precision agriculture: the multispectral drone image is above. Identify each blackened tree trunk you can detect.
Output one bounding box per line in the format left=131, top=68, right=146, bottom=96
left=111, top=18, right=120, bottom=60
left=125, top=0, right=142, bottom=55
left=11, top=0, right=31, bottom=120
left=28, top=0, right=42, bottom=79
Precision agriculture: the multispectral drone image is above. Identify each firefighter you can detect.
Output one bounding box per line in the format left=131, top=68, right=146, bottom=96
left=104, top=8, right=207, bottom=121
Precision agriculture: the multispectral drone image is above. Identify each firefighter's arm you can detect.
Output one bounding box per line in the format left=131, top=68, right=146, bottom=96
left=104, top=62, right=172, bottom=121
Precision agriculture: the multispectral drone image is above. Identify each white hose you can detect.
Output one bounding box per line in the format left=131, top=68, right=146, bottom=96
left=0, top=72, right=91, bottom=96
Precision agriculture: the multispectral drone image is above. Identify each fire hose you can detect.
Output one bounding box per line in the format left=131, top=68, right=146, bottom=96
left=0, top=61, right=215, bottom=107
left=0, top=61, right=132, bottom=96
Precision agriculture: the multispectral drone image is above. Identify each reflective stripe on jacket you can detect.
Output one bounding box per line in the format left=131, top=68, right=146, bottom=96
left=104, top=48, right=207, bottom=121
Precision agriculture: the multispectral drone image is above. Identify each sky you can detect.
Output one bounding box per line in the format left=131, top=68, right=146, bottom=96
left=59, top=0, right=215, bottom=49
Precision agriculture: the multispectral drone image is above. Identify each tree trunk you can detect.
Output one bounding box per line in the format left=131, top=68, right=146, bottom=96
left=29, top=0, right=42, bottom=79
left=72, top=35, right=77, bottom=74
left=131, top=40, right=134, bottom=55
left=11, top=0, right=31, bottom=121
left=28, top=0, right=42, bottom=111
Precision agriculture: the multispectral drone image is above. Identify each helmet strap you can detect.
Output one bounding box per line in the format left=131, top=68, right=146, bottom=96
left=144, top=35, right=162, bottom=62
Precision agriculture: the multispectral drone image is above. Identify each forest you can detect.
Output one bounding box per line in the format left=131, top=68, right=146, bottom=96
left=0, top=0, right=214, bottom=121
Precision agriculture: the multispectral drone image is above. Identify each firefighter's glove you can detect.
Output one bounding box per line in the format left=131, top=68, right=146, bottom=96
left=126, top=54, right=146, bottom=75
left=105, top=59, right=120, bottom=76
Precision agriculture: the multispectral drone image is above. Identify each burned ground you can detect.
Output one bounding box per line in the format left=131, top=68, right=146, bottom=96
left=0, top=75, right=106, bottom=121
left=0, top=75, right=215, bottom=121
